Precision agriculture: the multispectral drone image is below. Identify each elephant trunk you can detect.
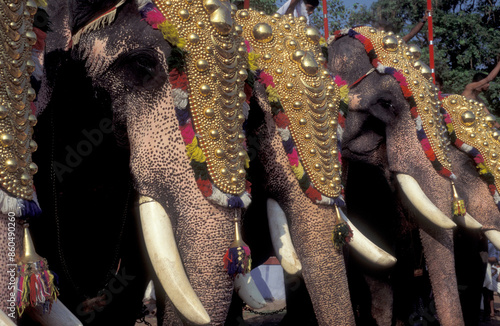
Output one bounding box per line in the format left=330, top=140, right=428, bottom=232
left=126, top=89, right=236, bottom=324
left=286, top=202, right=355, bottom=325
left=386, top=107, right=464, bottom=325
left=420, top=228, right=464, bottom=326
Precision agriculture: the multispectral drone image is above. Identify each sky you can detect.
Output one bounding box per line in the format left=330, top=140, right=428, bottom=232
left=348, top=0, right=376, bottom=9
left=275, top=0, right=377, bottom=11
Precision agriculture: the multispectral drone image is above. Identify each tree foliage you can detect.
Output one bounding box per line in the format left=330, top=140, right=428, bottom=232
left=349, top=0, right=500, bottom=114
left=308, top=0, right=352, bottom=34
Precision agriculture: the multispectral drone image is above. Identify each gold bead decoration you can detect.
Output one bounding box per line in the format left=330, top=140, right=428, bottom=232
left=25, top=31, right=37, bottom=46
left=461, top=111, right=475, bottom=126
left=178, top=9, right=190, bottom=21
left=209, top=129, right=219, bottom=139
left=293, top=101, right=302, bottom=109
left=0, top=106, right=9, bottom=119
left=215, top=149, right=225, bottom=158
left=291, top=50, right=305, bottom=63
left=252, top=23, right=273, bottom=43
left=382, top=35, right=398, bottom=51
left=299, top=52, right=319, bottom=76
left=199, top=84, right=211, bottom=96
left=0, top=134, right=14, bottom=148
left=196, top=59, right=209, bottom=72
left=485, top=114, right=496, bottom=127
left=303, top=26, right=320, bottom=44
left=29, top=162, right=38, bottom=175
left=5, top=159, right=17, bottom=173
left=189, top=33, right=200, bottom=44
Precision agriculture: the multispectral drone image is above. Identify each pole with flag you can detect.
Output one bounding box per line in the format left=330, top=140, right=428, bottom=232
left=322, top=0, right=329, bottom=38
left=244, top=0, right=249, bottom=9
left=426, top=0, right=435, bottom=83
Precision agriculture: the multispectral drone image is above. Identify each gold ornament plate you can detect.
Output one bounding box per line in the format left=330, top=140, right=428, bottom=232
left=154, top=0, right=248, bottom=195
left=354, top=26, right=453, bottom=174
left=0, top=0, right=39, bottom=200
left=236, top=10, right=342, bottom=198
left=442, top=94, right=500, bottom=189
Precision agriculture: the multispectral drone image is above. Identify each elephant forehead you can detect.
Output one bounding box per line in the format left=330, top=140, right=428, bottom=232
left=153, top=0, right=249, bottom=197
left=236, top=9, right=343, bottom=202
left=442, top=95, right=500, bottom=191
left=336, top=27, right=455, bottom=180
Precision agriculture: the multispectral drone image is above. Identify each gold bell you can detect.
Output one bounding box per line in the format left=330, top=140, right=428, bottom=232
left=20, top=223, right=43, bottom=264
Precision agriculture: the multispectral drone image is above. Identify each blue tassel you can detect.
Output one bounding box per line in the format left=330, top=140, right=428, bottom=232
left=22, top=200, right=42, bottom=218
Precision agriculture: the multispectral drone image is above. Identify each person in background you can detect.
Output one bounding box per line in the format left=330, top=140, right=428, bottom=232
left=462, top=56, right=500, bottom=104
left=402, top=10, right=430, bottom=43
left=276, top=0, right=319, bottom=24
left=462, top=56, right=500, bottom=128
left=483, top=240, right=500, bottom=321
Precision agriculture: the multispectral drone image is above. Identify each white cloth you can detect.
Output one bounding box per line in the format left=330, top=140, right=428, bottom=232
left=276, top=0, right=310, bottom=24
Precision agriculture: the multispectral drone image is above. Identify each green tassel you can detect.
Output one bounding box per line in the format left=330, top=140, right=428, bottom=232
left=332, top=205, right=353, bottom=250
left=451, top=181, right=466, bottom=216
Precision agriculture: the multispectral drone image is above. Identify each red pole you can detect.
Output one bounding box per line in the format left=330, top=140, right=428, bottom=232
left=244, top=0, right=249, bottom=9
left=427, top=0, right=435, bottom=83
left=322, top=0, right=328, bottom=38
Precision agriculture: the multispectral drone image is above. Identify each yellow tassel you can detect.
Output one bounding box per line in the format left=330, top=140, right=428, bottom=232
left=339, top=85, right=349, bottom=104
left=451, top=181, right=466, bottom=216
left=477, top=163, right=490, bottom=175
left=319, top=37, right=326, bottom=46
left=35, top=0, right=48, bottom=7
left=186, top=137, right=206, bottom=163
left=291, top=163, right=305, bottom=179
left=158, top=20, right=185, bottom=49
left=248, top=52, right=260, bottom=71
left=266, top=86, right=280, bottom=103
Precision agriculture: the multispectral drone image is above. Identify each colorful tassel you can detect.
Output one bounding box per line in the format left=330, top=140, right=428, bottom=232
left=332, top=205, right=353, bottom=250
left=16, top=224, right=58, bottom=316
left=223, top=212, right=251, bottom=277
left=451, top=181, right=466, bottom=216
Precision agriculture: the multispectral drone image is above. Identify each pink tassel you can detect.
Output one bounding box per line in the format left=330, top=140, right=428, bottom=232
left=144, top=8, right=166, bottom=29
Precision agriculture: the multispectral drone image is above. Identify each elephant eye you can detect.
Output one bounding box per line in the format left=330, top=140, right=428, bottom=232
left=111, top=49, right=167, bottom=91
left=378, top=99, right=394, bottom=110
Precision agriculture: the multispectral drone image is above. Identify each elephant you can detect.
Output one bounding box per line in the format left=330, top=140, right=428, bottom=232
left=328, top=26, right=500, bottom=325
left=29, top=1, right=396, bottom=325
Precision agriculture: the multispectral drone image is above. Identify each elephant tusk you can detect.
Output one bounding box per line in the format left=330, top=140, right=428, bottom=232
left=233, top=273, right=266, bottom=309
left=139, top=196, right=211, bottom=325
left=396, top=174, right=457, bottom=229
left=454, top=213, right=482, bottom=229
left=26, top=300, right=83, bottom=326
left=485, top=230, right=500, bottom=251
left=338, top=208, right=397, bottom=268
left=0, top=309, right=16, bottom=326
left=267, top=198, right=303, bottom=275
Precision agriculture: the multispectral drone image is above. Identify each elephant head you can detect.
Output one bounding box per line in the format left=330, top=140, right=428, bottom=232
left=328, top=27, right=473, bottom=326
left=33, top=0, right=264, bottom=324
